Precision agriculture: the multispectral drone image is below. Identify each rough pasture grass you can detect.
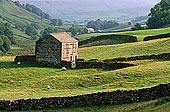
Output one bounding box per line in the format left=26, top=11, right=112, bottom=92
left=1, top=56, right=170, bottom=100
left=118, top=27, right=170, bottom=41
left=7, top=29, right=36, bottom=56
left=75, top=27, right=170, bottom=41
left=79, top=38, right=170, bottom=60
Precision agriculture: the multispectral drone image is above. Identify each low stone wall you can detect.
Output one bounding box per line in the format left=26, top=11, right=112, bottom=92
left=14, top=56, right=72, bottom=68
left=102, top=53, right=170, bottom=62
left=143, top=33, right=170, bottom=41
left=76, top=59, right=134, bottom=69
left=79, top=34, right=138, bottom=46
left=15, top=55, right=36, bottom=64
left=1, top=83, right=170, bottom=111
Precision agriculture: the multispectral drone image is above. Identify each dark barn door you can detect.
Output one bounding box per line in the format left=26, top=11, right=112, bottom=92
left=70, top=56, right=73, bottom=62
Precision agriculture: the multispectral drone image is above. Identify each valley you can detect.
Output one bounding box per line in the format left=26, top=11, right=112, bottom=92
left=1, top=0, right=170, bottom=111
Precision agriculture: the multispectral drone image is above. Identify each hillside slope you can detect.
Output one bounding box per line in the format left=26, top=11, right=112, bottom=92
left=1, top=37, right=170, bottom=100
left=0, top=0, right=49, bottom=27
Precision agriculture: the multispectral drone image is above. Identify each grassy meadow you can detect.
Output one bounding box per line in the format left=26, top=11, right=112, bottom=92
left=2, top=25, right=170, bottom=111
left=75, top=27, right=170, bottom=41
left=2, top=36, right=170, bottom=100
left=1, top=56, right=170, bottom=101
left=79, top=37, right=170, bottom=60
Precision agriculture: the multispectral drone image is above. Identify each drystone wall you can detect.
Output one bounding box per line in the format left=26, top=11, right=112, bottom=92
left=75, top=59, right=134, bottom=69
left=1, top=83, right=170, bottom=111
left=102, top=53, right=170, bottom=62
left=14, top=55, right=72, bottom=68
left=143, top=33, right=170, bottom=41
left=78, top=34, right=138, bottom=46
left=15, top=55, right=36, bottom=64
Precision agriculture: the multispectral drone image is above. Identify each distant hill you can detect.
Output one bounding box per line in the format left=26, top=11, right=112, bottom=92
left=13, top=0, right=160, bottom=22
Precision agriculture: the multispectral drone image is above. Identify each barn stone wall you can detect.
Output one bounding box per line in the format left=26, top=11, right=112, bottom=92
left=62, top=42, right=78, bottom=63
left=35, top=35, right=62, bottom=65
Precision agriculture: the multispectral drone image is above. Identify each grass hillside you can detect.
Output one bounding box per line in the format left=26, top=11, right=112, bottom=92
left=0, top=0, right=50, bottom=27
left=6, top=28, right=36, bottom=56
left=101, top=25, right=131, bottom=33
left=1, top=37, right=170, bottom=101
left=79, top=38, right=170, bottom=60
left=75, top=27, right=170, bottom=42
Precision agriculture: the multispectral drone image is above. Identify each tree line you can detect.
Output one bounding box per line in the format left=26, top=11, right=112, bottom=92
left=0, top=22, right=15, bottom=56
left=87, top=19, right=119, bottom=31
left=14, top=1, right=51, bottom=20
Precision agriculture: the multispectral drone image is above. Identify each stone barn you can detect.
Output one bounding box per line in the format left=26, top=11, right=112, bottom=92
left=35, top=32, right=79, bottom=66
left=82, top=28, right=95, bottom=34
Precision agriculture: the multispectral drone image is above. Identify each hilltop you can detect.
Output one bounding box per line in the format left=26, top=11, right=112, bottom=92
left=13, top=0, right=160, bottom=22
left=0, top=0, right=50, bottom=27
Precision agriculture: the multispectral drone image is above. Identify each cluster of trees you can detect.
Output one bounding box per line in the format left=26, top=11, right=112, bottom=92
left=69, top=26, right=85, bottom=36
left=147, top=0, right=170, bottom=28
left=51, top=19, right=63, bottom=26
left=40, top=27, right=65, bottom=37
left=25, top=25, right=38, bottom=36
left=131, top=23, right=144, bottom=31
left=14, top=1, right=51, bottom=20
left=0, top=22, right=15, bottom=56
left=87, top=19, right=119, bottom=31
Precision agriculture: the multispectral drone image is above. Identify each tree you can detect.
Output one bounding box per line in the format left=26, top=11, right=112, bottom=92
left=58, top=19, right=63, bottom=26
left=0, top=35, right=11, bottom=55
left=31, top=23, right=40, bottom=29
left=25, top=25, right=38, bottom=36
left=131, top=23, right=144, bottom=31
left=14, top=2, right=51, bottom=20
left=87, top=19, right=119, bottom=31
left=0, top=22, right=15, bottom=44
left=147, top=0, right=170, bottom=28
left=41, top=27, right=59, bottom=37
left=51, top=19, right=63, bottom=26
left=71, top=29, right=77, bottom=36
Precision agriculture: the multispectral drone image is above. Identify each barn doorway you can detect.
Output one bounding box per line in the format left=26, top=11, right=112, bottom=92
left=70, top=56, right=73, bottom=62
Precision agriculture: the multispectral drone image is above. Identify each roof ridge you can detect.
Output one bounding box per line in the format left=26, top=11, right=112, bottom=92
left=49, top=32, right=78, bottom=42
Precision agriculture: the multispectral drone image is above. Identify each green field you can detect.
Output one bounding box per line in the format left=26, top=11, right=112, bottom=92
left=101, top=25, right=131, bottom=33
left=75, top=27, right=170, bottom=42
left=2, top=36, right=170, bottom=101
left=79, top=38, right=170, bottom=60
left=0, top=0, right=50, bottom=27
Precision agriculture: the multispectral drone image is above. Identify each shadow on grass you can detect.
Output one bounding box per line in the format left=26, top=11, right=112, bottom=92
left=0, top=62, right=113, bottom=72
left=0, top=61, right=53, bottom=69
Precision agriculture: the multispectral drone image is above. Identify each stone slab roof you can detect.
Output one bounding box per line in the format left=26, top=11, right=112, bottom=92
left=49, top=32, right=78, bottom=43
